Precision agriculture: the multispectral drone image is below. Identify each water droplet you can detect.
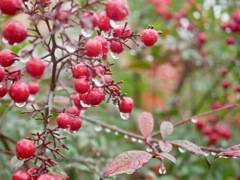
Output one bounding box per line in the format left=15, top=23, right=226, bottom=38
left=153, top=143, right=158, bottom=147
left=44, top=5, right=50, bottom=12
left=70, top=130, right=78, bottom=134
left=146, top=55, right=154, bottom=62
left=0, top=84, right=3, bottom=88
left=204, top=151, right=210, bottom=157
left=114, top=131, right=119, bottom=136
left=63, top=128, right=70, bottom=133
left=178, top=147, right=186, bottom=153
left=233, top=156, right=238, bottom=159
left=66, top=43, right=76, bottom=53
left=146, top=147, right=153, bottom=152
left=15, top=102, right=26, bottom=108
left=105, top=128, right=111, bottom=133
left=111, top=52, right=120, bottom=59
left=94, top=125, right=102, bottom=132
left=102, top=31, right=111, bottom=38
left=20, top=58, right=29, bottom=63
left=124, top=135, right=129, bottom=139
left=126, top=170, right=134, bottom=174
left=81, top=28, right=93, bottom=37
left=138, top=139, right=143, bottom=144
left=28, top=95, right=35, bottom=101
left=131, top=138, right=137, bottom=142
left=223, top=156, right=228, bottom=159
left=92, top=77, right=104, bottom=87
left=211, top=152, right=217, bottom=156
left=110, top=20, right=120, bottom=28
left=159, top=166, right=166, bottom=174
left=80, top=100, right=90, bottom=108
left=120, top=112, right=130, bottom=120
left=191, top=118, right=197, bottom=123
left=2, top=37, right=8, bottom=44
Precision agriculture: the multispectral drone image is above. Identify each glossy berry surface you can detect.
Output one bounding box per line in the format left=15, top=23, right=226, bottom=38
left=110, top=41, right=123, bottom=54
left=73, top=64, right=88, bottom=79
left=98, top=11, right=112, bottom=31
left=12, top=170, right=31, bottom=180
left=0, top=0, right=22, bottom=15
left=9, top=81, right=30, bottom=103
left=73, top=93, right=84, bottom=110
left=37, top=174, right=55, bottom=180
left=0, top=66, right=5, bottom=82
left=113, top=24, right=131, bottom=38
left=70, top=116, right=82, bottom=132
left=86, top=88, right=104, bottom=106
left=197, top=32, right=208, bottom=45
left=74, top=78, right=90, bottom=94
left=0, top=49, right=15, bottom=67
left=56, top=113, right=72, bottom=129
left=141, top=29, right=158, bottom=47
left=3, top=20, right=28, bottom=45
left=28, top=82, right=39, bottom=95
left=105, top=0, right=129, bottom=21
left=85, top=38, right=102, bottom=57
left=0, top=84, right=7, bottom=98
left=195, top=119, right=204, bottom=130
left=80, top=12, right=98, bottom=30
left=16, top=138, right=36, bottom=159
left=66, top=106, right=80, bottom=116
left=119, top=97, right=133, bottom=113
left=26, top=58, right=46, bottom=79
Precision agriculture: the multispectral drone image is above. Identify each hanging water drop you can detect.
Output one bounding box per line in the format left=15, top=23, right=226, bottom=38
left=110, top=20, right=120, bottom=28
left=0, top=84, right=3, bottom=88
left=178, top=147, right=186, bottom=153
left=131, top=138, right=137, bottom=142
left=191, top=118, right=197, bottom=123
left=63, top=128, right=70, bottom=133
left=211, top=152, right=217, bottom=156
left=43, top=5, right=50, bottom=12
left=138, top=139, right=143, bottom=144
left=15, top=102, right=26, bottom=108
left=124, top=135, right=129, bottom=139
left=94, top=125, right=102, bottom=132
left=146, top=147, right=153, bottom=152
left=111, top=52, right=120, bottom=60
left=2, top=37, right=8, bottom=44
left=105, top=128, right=111, bottom=133
left=81, top=28, right=93, bottom=37
left=159, top=166, right=166, bottom=174
left=126, top=170, right=134, bottom=175
left=70, top=130, right=78, bottom=134
left=92, top=77, right=104, bottom=87
left=120, top=112, right=130, bottom=120
left=66, top=43, right=76, bottom=53
left=28, top=95, right=35, bottom=101
left=114, top=131, right=119, bottom=136
left=204, top=151, right=210, bottom=157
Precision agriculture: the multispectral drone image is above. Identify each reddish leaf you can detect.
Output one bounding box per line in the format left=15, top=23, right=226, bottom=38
left=157, top=152, right=176, bottom=164
left=138, top=112, right=154, bottom=139
left=216, top=144, right=240, bottom=158
left=160, top=121, right=174, bottom=139
left=158, top=140, right=173, bottom=153
left=171, top=140, right=205, bottom=156
left=101, top=150, right=152, bottom=179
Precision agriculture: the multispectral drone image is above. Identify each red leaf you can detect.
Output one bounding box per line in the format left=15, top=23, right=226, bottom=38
left=216, top=144, right=240, bottom=158
left=101, top=150, right=152, bottom=179
left=160, top=121, right=174, bottom=139
left=138, top=112, right=154, bottom=139
left=158, top=140, right=173, bottom=153
left=157, top=152, right=176, bottom=164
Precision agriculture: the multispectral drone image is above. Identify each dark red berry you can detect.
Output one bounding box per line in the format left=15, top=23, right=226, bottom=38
left=110, top=41, right=123, bottom=54
left=235, top=85, right=240, bottom=93
left=80, top=12, right=98, bottom=30
left=85, top=38, right=102, bottom=57
left=56, top=113, right=71, bottom=129
left=226, top=37, right=235, bottom=45
left=217, top=127, right=232, bottom=140
left=197, top=32, right=208, bottom=45
left=103, top=75, right=112, bottom=85
left=3, top=20, right=28, bottom=45
left=37, top=174, right=55, bottom=180
left=74, top=78, right=90, bottom=94
left=113, top=24, right=131, bottom=38
left=86, top=88, right=104, bottom=106
left=9, top=81, right=30, bottom=103
left=203, top=126, right=213, bottom=136
left=207, top=116, right=217, bottom=123
left=0, top=84, right=7, bottom=98
left=212, top=101, right=222, bottom=110
left=28, top=82, right=39, bottom=95
left=26, top=58, right=46, bottom=79
left=27, top=168, right=38, bottom=180
left=0, top=49, right=15, bottom=67
left=221, top=80, right=231, bottom=90
left=98, top=11, right=112, bottom=31
left=0, top=66, right=5, bottom=82
left=0, top=0, right=22, bottom=15
left=16, top=138, right=36, bottom=159
left=73, top=64, right=88, bottom=79
left=195, top=119, right=204, bottom=130
left=56, top=10, right=71, bottom=24
left=12, top=170, right=31, bottom=180
left=119, top=97, right=133, bottom=113
left=105, top=0, right=129, bottom=21
left=209, top=133, right=219, bottom=144
left=141, top=29, right=158, bottom=46
left=113, top=86, right=121, bottom=94
left=219, top=67, right=228, bottom=75
left=70, top=116, right=82, bottom=132
left=66, top=106, right=80, bottom=116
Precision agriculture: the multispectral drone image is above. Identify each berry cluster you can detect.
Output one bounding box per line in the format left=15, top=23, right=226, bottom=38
left=221, top=10, right=240, bottom=33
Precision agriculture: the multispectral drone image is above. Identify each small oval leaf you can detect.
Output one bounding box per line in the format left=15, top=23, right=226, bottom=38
left=138, top=112, right=154, bottom=139
left=171, top=140, right=205, bottom=156
left=158, top=140, right=173, bottom=153
left=101, top=150, right=152, bottom=179
left=160, top=121, right=174, bottom=139
left=157, top=152, right=176, bottom=164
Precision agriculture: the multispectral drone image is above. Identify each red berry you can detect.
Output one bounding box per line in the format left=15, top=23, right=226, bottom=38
left=119, top=97, right=133, bottom=113
left=73, top=93, right=85, bottom=110
left=56, top=113, right=72, bottom=129
left=207, top=116, right=217, bottom=123
left=37, top=174, right=55, bottom=180
left=0, top=66, right=5, bottom=82
left=9, top=81, right=30, bottom=103
left=28, top=82, right=39, bottom=95
left=219, top=67, right=228, bottom=75
left=110, top=41, right=123, bottom=54
left=203, top=126, right=213, bottom=136
left=217, top=127, right=232, bottom=140
left=113, top=86, right=121, bottom=94
left=221, top=80, right=231, bottom=90
left=113, top=24, right=131, bottom=38
left=103, top=75, right=112, bottom=85
left=195, top=119, right=204, bottom=130
left=0, top=84, right=7, bottom=98
left=93, top=65, right=105, bottom=77
left=56, top=10, right=71, bottom=24
left=70, top=116, right=82, bottom=132
left=66, top=106, right=80, bottom=116
left=12, top=170, right=31, bottom=180
left=212, top=101, right=222, bottom=110
left=141, top=29, right=158, bottom=46
left=0, top=49, right=15, bottom=67
left=85, top=38, right=102, bottom=57
left=209, top=133, right=219, bottom=144
left=74, top=78, right=90, bottom=94
left=27, top=168, right=38, bottom=180
left=80, top=12, right=98, bottom=30
left=9, top=68, right=21, bottom=80
left=86, top=88, right=104, bottom=106
left=95, top=36, right=108, bottom=60
left=0, top=0, right=22, bottom=15
left=226, top=37, right=235, bottom=45
left=26, top=58, right=46, bottom=79
left=73, top=64, right=88, bottom=79
left=235, top=85, right=240, bottom=93
left=98, top=11, right=112, bottom=31
left=105, top=0, right=129, bottom=21
left=197, top=32, right=208, bottom=45
left=16, top=139, right=36, bottom=159
left=3, top=20, right=28, bottom=45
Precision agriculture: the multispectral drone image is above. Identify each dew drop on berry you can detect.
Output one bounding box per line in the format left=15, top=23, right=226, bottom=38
left=2, top=37, right=8, bottom=44
left=92, top=77, right=104, bottom=87
left=191, top=118, right=197, bottom=123
left=110, top=20, right=120, bottom=28
left=80, top=100, right=90, bottom=108
left=111, top=52, right=120, bottom=59
left=178, top=147, right=186, bottom=153
left=120, top=112, right=130, bottom=120
left=159, top=166, right=166, bottom=174
left=15, top=102, right=26, bottom=108
left=94, top=125, right=102, bottom=132
left=0, top=84, right=3, bottom=88
left=66, top=43, right=76, bottom=53
left=81, top=28, right=93, bottom=37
